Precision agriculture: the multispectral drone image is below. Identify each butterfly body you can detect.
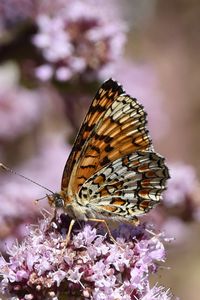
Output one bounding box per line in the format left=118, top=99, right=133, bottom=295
left=48, top=190, right=107, bottom=221
left=48, top=79, right=169, bottom=226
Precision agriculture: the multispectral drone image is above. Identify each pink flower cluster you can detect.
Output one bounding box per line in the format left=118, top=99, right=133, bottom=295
left=0, top=136, right=70, bottom=253
left=146, top=162, right=200, bottom=242
left=164, top=163, right=198, bottom=209
left=0, top=215, right=172, bottom=300
left=33, top=0, right=126, bottom=81
left=0, top=85, right=42, bottom=141
left=0, top=0, right=35, bottom=33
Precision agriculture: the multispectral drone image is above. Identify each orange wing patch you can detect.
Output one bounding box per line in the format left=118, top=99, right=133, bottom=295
left=61, top=79, right=123, bottom=191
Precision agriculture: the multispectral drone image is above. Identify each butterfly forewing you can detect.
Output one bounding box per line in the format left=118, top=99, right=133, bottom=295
left=62, top=79, right=153, bottom=195
left=61, top=79, right=124, bottom=191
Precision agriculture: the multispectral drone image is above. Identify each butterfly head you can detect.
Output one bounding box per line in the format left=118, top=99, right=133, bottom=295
left=47, top=193, right=65, bottom=209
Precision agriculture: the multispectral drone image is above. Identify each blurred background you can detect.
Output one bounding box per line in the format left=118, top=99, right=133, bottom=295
left=0, top=0, right=199, bottom=299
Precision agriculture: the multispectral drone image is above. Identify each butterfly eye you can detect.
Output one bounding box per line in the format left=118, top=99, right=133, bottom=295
left=54, top=194, right=65, bottom=208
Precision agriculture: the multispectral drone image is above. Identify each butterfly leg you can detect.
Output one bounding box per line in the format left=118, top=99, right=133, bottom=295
left=52, top=208, right=57, bottom=222
left=65, top=219, right=76, bottom=245
left=88, top=218, right=120, bottom=246
left=130, top=216, right=140, bottom=226
left=60, top=219, right=76, bottom=255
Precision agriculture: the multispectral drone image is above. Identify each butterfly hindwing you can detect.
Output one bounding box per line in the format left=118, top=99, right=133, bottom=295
left=77, top=151, right=169, bottom=221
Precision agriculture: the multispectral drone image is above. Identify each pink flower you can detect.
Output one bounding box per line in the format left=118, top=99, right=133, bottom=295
left=0, top=214, right=173, bottom=299
left=164, top=163, right=197, bottom=208
left=0, top=85, right=42, bottom=141
left=0, top=0, right=36, bottom=33
left=33, top=0, right=126, bottom=82
left=0, top=136, right=70, bottom=253
left=141, top=285, right=172, bottom=300
left=145, top=162, right=199, bottom=242
left=162, top=162, right=200, bottom=224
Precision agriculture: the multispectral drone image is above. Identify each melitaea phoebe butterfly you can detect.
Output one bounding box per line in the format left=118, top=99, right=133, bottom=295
left=47, top=79, right=169, bottom=240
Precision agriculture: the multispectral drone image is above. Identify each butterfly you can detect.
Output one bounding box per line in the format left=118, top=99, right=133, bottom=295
left=47, top=78, right=169, bottom=240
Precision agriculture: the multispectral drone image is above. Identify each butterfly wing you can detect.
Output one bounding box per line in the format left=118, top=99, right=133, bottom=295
left=62, top=79, right=152, bottom=197
left=61, top=79, right=124, bottom=191
left=78, top=151, right=169, bottom=221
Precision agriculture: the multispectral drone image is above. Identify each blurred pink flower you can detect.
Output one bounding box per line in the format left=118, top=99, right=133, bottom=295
left=141, top=285, right=172, bottom=300
left=162, top=217, right=190, bottom=243
left=33, top=0, right=126, bottom=81
left=145, top=162, right=200, bottom=241
left=0, top=0, right=36, bottom=34
left=0, top=214, right=172, bottom=299
left=164, top=163, right=197, bottom=208
left=0, top=135, right=70, bottom=252
left=161, top=162, right=200, bottom=227
left=0, top=85, right=42, bottom=141
left=113, top=60, right=169, bottom=140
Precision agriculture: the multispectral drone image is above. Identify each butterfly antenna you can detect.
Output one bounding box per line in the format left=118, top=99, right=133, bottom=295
left=34, top=195, right=50, bottom=205
left=0, top=163, right=54, bottom=194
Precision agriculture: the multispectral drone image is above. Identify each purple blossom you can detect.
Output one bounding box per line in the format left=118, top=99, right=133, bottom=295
left=162, top=217, right=190, bottom=243
left=141, top=285, right=173, bottom=300
left=0, top=136, right=70, bottom=253
left=0, top=0, right=36, bottom=34
left=33, top=0, right=126, bottom=82
left=162, top=162, right=200, bottom=224
left=0, top=84, right=42, bottom=141
left=144, top=162, right=199, bottom=242
left=164, top=163, right=197, bottom=208
left=0, top=214, right=172, bottom=300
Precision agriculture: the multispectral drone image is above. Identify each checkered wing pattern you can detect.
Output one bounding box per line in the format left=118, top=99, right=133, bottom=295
left=78, top=151, right=168, bottom=221
left=61, top=78, right=169, bottom=219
